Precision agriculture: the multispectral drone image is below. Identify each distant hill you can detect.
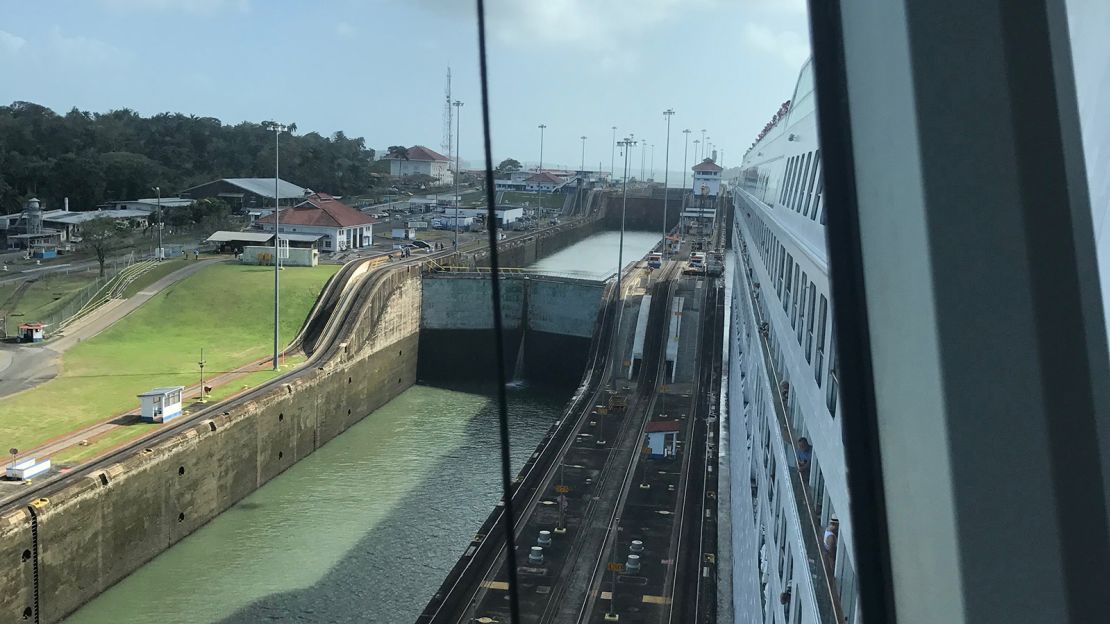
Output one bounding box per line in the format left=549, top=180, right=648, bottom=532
left=0, top=101, right=377, bottom=212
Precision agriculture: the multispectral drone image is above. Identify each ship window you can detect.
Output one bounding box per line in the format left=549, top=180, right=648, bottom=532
left=777, top=246, right=787, bottom=298
left=797, top=274, right=808, bottom=344
left=826, top=332, right=839, bottom=417
left=794, top=152, right=811, bottom=211
left=780, top=157, right=794, bottom=204
left=783, top=254, right=794, bottom=313
left=815, top=295, right=828, bottom=386
left=816, top=169, right=826, bottom=224
left=791, top=264, right=802, bottom=329
left=805, top=285, right=817, bottom=362
left=804, top=150, right=821, bottom=217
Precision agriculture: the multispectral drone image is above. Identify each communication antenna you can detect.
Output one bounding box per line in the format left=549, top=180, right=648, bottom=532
left=441, top=66, right=453, bottom=160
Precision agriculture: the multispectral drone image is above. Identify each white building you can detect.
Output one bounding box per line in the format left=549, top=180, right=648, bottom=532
left=443, top=205, right=524, bottom=225
left=256, top=193, right=376, bottom=253
left=691, top=158, right=723, bottom=197
left=525, top=172, right=565, bottom=193
left=387, top=145, right=453, bottom=185
left=138, top=386, right=184, bottom=423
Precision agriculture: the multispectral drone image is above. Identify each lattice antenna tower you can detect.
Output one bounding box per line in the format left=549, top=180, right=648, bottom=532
left=441, top=66, right=453, bottom=163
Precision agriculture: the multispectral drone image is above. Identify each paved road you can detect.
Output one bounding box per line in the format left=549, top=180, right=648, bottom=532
left=0, top=259, right=220, bottom=398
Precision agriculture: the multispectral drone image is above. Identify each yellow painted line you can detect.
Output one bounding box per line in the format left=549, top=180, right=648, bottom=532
left=642, top=595, right=672, bottom=605
left=481, top=580, right=510, bottom=590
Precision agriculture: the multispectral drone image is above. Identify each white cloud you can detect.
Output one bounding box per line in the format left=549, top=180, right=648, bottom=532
left=97, top=0, right=250, bottom=14
left=741, top=0, right=808, bottom=15
left=415, top=0, right=720, bottom=70
left=47, top=27, right=128, bottom=66
left=741, top=23, right=809, bottom=68
left=336, top=22, right=355, bottom=38
left=0, top=29, right=27, bottom=55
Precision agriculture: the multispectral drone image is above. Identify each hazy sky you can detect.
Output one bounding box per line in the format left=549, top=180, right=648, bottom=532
left=0, top=0, right=810, bottom=171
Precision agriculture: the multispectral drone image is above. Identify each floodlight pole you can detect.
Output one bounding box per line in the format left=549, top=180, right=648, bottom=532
left=269, top=122, right=287, bottom=371
left=662, top=109, right=674, bottom=259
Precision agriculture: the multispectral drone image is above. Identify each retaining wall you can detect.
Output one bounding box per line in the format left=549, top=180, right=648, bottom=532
left=0, top=267, right=422, bottom=624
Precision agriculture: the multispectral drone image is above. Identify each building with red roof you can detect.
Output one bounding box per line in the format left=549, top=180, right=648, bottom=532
left=256, top=193, right=376, bottom=253
left=691, top=158, right=723, bottom=198
left=386, top=145, right=454, bottom=185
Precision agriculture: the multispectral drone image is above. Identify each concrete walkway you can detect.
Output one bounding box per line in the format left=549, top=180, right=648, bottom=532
left=0, top=259, right=220, bottom=398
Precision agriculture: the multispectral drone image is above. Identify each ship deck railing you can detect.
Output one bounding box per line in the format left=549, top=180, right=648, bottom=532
left=741, top=245, right=846, bottom=624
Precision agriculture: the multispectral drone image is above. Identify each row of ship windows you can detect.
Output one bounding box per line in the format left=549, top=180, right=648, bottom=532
left=748, top=212, right=840, bottom=417
left=779, top=149, right=826, bottom=222
left=742, top=327, right=857, bottom=624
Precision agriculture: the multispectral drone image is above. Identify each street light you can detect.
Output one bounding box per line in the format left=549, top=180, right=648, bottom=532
left=265, top=121, right=287, bottom=371
left=610, top=126, right=617, bottom=181
left=538, top=123, right=547, bottom=171
left=662, top=109, right=675, bottom=259
left=682, top=129, right=692, bottom=239
left=615, top=136, right=636, bottom=349
left=649, top=143, right=655, bottom=181
left=579, top=135, right=587, bottom=214
left=700, top=129, right=707, bottom=159
left=640, top=139, right=647, bottom=181
left=151, top=186, right=162, bottom=260
left=453, top=100, right=464, bottom=251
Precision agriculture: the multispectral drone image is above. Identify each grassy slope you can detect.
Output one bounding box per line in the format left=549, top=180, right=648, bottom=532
left=0, top=263, right=338, bottom=451
left=4, top=272, right=100, bottom=320
left=119, top=258, right=188, bottom=299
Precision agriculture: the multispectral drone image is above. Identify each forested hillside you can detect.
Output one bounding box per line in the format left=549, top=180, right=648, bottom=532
left=0, top=101, right=377, bottom=212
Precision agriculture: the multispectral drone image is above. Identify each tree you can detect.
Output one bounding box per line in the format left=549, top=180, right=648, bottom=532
left=386, top=145, right=409, bottom=160
left=495, top=158, right=522, bottom=174
left=81, top=217, right=127, bottom=277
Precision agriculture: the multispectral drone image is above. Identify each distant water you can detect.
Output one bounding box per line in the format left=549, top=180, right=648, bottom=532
left=64, top=384, right=566, bottom=624
left=526, top=230, right=662, bottom=280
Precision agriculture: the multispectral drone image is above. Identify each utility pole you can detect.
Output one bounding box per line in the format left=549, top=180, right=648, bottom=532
left=538, top=123, right=547, bottom=171
left=267, top=122, right=287, bottom=371
left=610, top=125, right=617, bottom=182
left=662, top=109, right=675, bottom=259
left=454, top=100, right=464, bottom=251
left=151, top=186, right=162, bottom=260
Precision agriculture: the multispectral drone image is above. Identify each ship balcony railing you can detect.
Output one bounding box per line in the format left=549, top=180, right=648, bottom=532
left=740, top=247, right=846, bottom=624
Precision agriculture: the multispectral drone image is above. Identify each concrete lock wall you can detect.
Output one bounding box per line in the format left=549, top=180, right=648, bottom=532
left=0, top=268, right=422, bottom=624
left=418, top=274, right=603, bottom=386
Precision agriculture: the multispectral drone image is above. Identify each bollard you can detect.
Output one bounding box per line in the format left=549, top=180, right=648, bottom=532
left=529, top=546, right=544, bottom=564
left=538, top=530, right=552, bottom=546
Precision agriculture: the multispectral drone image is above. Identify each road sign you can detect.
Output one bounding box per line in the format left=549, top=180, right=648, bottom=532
left=608, top=562, right=624, bottom=572
left=554, top=485, right=570, bottom=494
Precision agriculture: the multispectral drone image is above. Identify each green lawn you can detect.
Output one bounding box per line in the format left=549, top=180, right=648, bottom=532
left=119, top=258, right=188, bottom=299
left=2, top=271, right=101, bottom=321
left=0, top=263, right=338, bottom=452
left=500, top=191, right=565, bottom=210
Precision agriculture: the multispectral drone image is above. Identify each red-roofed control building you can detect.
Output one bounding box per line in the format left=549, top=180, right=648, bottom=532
left=387, top=145, right=453, bottom=185
left=691, top=158, right=723, bottom=198
left=526, top=171, right=565, bottom=193
left=256, top=193, right=375, bottom=253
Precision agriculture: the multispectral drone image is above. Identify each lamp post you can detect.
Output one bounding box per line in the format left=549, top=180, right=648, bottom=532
left=700, top=129, right=707, bottom=159
left=615, top=136, right=636, bottom=350
left=538, top=123, right=547, bottom=172
left=267, top=122, right=287, bottom=371
left=453, top=100, right=464, bottom=251
left=640, top=139, right=647, bottom=181
left=151, top=186, right=162, bottom=260
left=198, top=348, right=207, bottom=403
left=662, top=109, right=674, bottom=259
left=579, top=135, right=587, bottom=214
left=610, top=126, right=617, bottom=182
left=682, top=130, right=692, bottom=240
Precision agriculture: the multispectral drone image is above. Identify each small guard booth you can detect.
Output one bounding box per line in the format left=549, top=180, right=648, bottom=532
left=19, top=323, right=44, bottom=343
left=138, top=386, right=184, bottom=423
left=643, top=420, right=681, bottom=459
